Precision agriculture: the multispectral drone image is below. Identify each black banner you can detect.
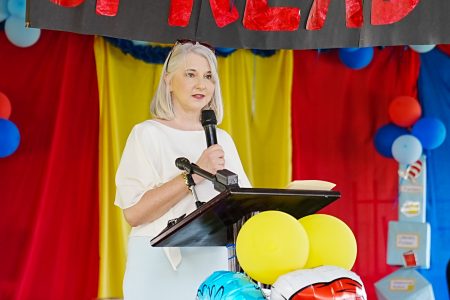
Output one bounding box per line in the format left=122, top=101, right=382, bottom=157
left=26, top=0, right=450, bottom=49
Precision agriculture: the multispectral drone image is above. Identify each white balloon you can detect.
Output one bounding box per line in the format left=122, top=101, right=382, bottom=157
left=271, top=266, right=367, bottom=300
left=409, top=45, right=436, bottom=53
left=5, top=16, right=41, bottom=48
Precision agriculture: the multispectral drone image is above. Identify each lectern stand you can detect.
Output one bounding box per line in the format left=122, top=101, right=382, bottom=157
left=150, top=187, right=340, bottom=271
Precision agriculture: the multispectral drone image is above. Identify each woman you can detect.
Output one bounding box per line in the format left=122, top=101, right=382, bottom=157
left=115, top=40, right=251, bottom=299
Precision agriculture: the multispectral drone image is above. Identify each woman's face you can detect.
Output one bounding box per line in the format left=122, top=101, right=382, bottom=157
left=168, top=52, right=215, bottom=117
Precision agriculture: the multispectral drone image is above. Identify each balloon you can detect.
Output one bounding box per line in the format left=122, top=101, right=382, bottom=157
left=340, top=47, right=359, bottom=53
left=271, top=265, right=367, bottom=300
left=197, top=271, right=266, bottom=300
left=388, top=96, right=421, bottom=127
left=374, top=123, right=409, bottom=158
left=409, top=45, right=436, bottom=53
left=0, top=0, right=9, bottom=22
left=5, top=16, right=41, bottom=48
left=299, top=214, right=357, bottom=270
left=216, top=48, right=236, bottom=55
left=0, top=92, right=12, bottom=119
left=236, top=211, right=309, bottom=285
left=338, top=47, right=374, bottom=70
left=412, top=117, right=447, bottom=150
left=391, top=134, right=422, bottom=164
left=0, top=118, right=20, bottom=158
left=7, top=0, right=25, bottom=18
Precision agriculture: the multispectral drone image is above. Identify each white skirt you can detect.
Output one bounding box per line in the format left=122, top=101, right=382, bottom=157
left=123, top=236, right=228, bottom=299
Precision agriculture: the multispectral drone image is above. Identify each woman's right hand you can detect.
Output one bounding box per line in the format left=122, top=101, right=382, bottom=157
left=194, top=144, right=225, bottom=183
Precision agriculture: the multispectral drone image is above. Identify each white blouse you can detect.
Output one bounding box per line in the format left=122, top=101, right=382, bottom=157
left=115, top=119, right=251, bottom=239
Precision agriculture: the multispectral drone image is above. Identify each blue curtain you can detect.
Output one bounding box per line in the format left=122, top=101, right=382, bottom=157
left=418, top=48, right=450, bottom=300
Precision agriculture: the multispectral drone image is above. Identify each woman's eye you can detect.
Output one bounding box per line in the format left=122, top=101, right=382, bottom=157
left=186, top=72, right=195, bottom=78
left=205, top=74, right=213, bottom=80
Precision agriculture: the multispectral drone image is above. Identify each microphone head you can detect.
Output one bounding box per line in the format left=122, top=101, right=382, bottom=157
left=201, top=110, right=217, bottom=127
left=175, top=157, right=192, bottom=173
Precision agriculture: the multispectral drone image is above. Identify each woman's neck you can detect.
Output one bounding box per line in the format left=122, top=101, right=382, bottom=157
left=156, top=112, right=202, bottom=131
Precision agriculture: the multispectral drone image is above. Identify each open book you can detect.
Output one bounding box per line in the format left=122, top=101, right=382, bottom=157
left=286, top=180, right=336, bottom=191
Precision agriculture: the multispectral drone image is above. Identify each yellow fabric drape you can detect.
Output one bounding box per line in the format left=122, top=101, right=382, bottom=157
left=219, top=51, right=292, bottom=188
left=95, top=36, right=292, bottom=297
left=95, top=37, right=163, bottom=297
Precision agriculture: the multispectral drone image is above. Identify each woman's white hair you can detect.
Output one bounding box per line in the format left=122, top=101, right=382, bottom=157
left=150, top=42, right=224, bottom=124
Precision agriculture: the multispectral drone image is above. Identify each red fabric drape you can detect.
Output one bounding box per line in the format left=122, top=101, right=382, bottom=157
left=0, top=31, right=99, bottom=300
left=291, top=47, right=420, bottom=298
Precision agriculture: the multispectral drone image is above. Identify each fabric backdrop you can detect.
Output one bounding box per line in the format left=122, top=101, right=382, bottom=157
left=417, top=48, right=450, bottom=298
left=0, top=29, right=449, bottom=300
left=291, top=47, right=421, bottom=298
left=0, top=31, right=99, bottom=300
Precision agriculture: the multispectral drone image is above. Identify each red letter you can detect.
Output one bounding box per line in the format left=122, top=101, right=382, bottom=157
left=50, top=0, right=85, bottom=7
left=96, top=0, right=120, bottom=16
left=306, top=0, right=363, bottom=30
left=243, top=0, right=300, bottom=31
left=168, top=0, right=239, bottom=28
left=371, top=0, right=419, bottom=25
left=209, top=0, right=239, bottom=28
left=168, top=0, right=194, bottom=27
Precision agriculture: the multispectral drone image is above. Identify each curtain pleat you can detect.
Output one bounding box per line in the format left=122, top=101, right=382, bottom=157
left=291, top=47, right=420, bottom=298
left=0, top=31, right=99, bottom=300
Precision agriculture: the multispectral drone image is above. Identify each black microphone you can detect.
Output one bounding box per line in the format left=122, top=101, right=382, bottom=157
left=175, top=157, right=193, bottom=174
left=201, top=109, right=217, bottom=147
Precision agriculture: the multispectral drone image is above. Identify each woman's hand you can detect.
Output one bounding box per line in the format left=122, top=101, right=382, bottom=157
left=194, top=144, right=225, bottom=183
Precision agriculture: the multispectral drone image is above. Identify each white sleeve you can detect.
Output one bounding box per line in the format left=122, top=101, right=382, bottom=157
left=220, top=130, right=252, bottom=188
left=114, top=125, right=162, bottom=209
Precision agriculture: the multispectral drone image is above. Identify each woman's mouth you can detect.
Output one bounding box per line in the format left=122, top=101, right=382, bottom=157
left=192, top=94, right=205, bottom=100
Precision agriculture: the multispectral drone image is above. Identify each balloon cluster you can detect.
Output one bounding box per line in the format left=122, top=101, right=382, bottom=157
left=338, top=47, right=374, bottom=70
left=0, top=0, right=41, bottom=47
left=0, top=91, right=20, bottom=157
left=197, top=211, right=360, bottom=299
left=374, top=96, right=446, bottom=164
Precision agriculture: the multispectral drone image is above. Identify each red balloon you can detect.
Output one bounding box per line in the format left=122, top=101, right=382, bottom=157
left=0, top=92, right=12, bottom=119
left=388, top=96, right=421, bottom=127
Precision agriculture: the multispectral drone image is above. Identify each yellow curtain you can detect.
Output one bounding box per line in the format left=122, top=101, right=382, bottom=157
left=95, top=37, right=162, bottom=298
left=95, top=37, right=292, bottom=297
left=218, top=51, right=292, bottom=188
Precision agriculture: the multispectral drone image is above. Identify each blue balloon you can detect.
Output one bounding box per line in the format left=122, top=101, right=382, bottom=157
left=197, top=271, right=265, bottom=300
left=0, top=118, right=20, bottom=158
left=339, top=47, right=374, bottom=70
left=392, top=134, right=422, bottom=164
left=374, top=123, right=409, bottom=158
left=5, top=16, right=41, bottom=48
left=340, top=47, right=359, bottom=53
left=412, top=117, right=446, bottom=150
left=7, top=0, right=25, bottom=18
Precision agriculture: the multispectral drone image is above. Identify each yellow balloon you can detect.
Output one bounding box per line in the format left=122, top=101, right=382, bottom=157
left=299, top=214, right=357, bottom=270
left=236, top=211, right=309, bottom=284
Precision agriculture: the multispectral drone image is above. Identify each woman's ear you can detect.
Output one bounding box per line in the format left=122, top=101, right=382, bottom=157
left=164, top=74, right=171, bottom=92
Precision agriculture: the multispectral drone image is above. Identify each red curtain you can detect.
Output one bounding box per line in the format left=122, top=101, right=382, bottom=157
left=0, top=31, right=99, bottom=300
left=291, top=47, right=420, bottom=298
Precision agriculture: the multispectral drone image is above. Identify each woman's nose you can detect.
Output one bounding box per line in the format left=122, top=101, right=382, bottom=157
left=195, top=78, right=206, bottom=89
